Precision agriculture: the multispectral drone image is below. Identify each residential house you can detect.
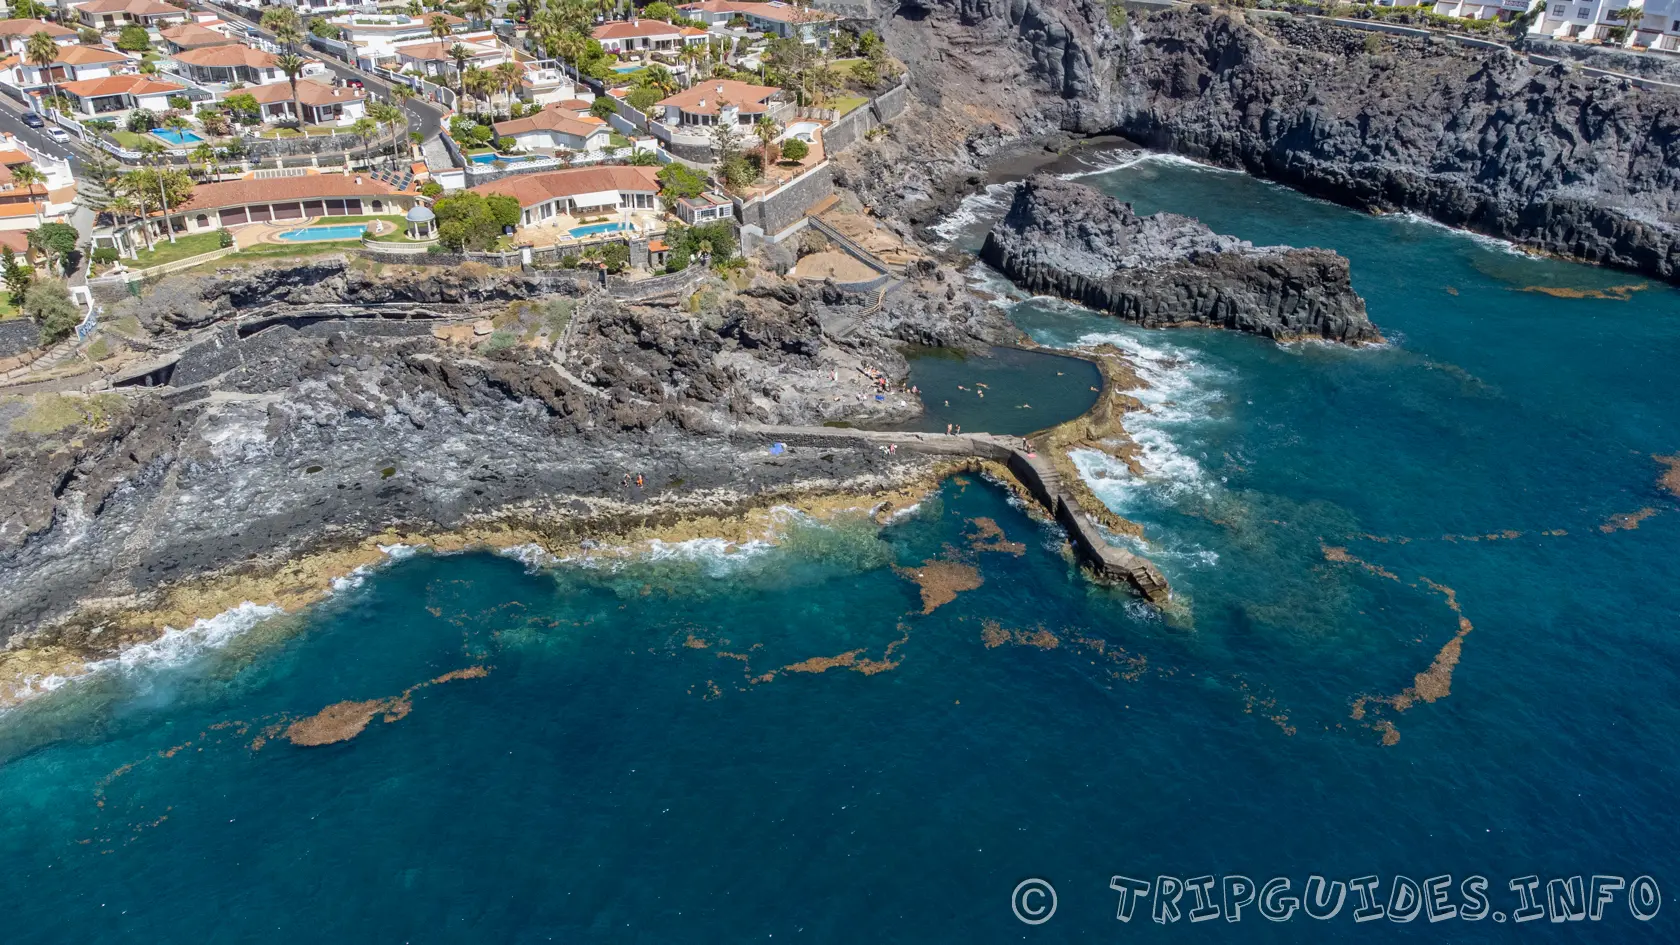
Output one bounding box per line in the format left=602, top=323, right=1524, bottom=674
left=520, top=60, right=586, bottom=106
left=3, top=43, right=131, bottom=91
left=1432, top=0, right=1534, bottom=20
left=160, top=21, right=237, bottom=53
left=245, top=78, right=366, bottom=126
left=1632, top=0, right=1680, bottom=49
left=72, top=0, right=191, bottom=31
left=591, top=18, right=709, bottom=55
left=493, top=107, right=612, bottom=155
left=327, top=12, right=466, bottom=69
left=271, top=0, right=361, bottom=16
left=0, top=19, right=78, bottom=55
left=392, top=38, right=508, bottom=80
left=169, top=44, right=298, bottom=86
left=0, top=131, right=76, bottom=232
left=655, top=78, right=784, bottom=130
left=1533, top=0, right=1624, bottom=37
left=139, top=173, right=413, bottom=239
left=678, top=0, right=839, bottom=41
left=57, top=73, right=183, bottom=119
left=468, top=165, right=660, bottom=228
left=673, top=191, right=731, bottom=226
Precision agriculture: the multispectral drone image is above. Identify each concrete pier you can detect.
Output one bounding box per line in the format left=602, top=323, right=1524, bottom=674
left=735, top=424, right=1170, bottom=602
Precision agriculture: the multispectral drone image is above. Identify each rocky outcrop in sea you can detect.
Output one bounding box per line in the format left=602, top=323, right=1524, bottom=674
left=981, top=176, right=1378, bottom=342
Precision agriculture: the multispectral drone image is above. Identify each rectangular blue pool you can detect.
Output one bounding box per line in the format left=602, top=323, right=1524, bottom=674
left=277, top=224, right=368, bottom=242
left=469, top=153, right=528, bottom=164
left=152, top=129, right=204, bottom=145
left=569, top=222, right=631, bottom=238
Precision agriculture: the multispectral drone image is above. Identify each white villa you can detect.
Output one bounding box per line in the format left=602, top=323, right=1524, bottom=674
left=2, top=43, right=132, bottom=91
left=493, top=106, right=611, bottom=155
left=56, top=73, right=184, bottom=119
left=243, top=78, right=367, bottom=126
left=72, top=0, right=191, bottom=31
left=590, top=18, right=710, bottom=55
left=0, top=18, right=77, bottom=55
left=678, top=0, right=839, bottom=41
left=469, top=165, right=661, bottom=232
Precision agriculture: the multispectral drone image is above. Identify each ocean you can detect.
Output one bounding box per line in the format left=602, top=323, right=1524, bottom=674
left=3, top=156, right=1677, bottom=942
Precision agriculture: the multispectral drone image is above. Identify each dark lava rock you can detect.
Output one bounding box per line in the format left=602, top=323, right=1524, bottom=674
left=981, top=176, right=1379, bottom=342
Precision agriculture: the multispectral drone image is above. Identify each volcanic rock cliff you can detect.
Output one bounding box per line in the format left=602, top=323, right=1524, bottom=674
left=851, top=4, right=1680, bottom=280
left=981, top=176, right=1378, bottom=342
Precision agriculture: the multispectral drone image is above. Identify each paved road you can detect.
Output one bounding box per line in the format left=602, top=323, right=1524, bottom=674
left=196, top=0, right=447, bottom=141
left=0, top=105, right=93, bottom=165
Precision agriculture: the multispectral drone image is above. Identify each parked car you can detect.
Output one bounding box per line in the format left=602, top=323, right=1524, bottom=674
left=21, top=112, right=43, bottom=128
left=344, top=79, right=364, bottom=90
left=47, top=127, right=70, bottom=143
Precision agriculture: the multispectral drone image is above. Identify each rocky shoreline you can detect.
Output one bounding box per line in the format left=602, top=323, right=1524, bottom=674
left=982, top=176, right=1379, bottom=342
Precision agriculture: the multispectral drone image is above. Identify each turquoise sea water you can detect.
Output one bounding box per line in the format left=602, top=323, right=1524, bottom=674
left=5, top=156, right=1679, bottom=942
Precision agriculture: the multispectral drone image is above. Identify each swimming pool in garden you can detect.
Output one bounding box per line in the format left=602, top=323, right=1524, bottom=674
left=469, top=153, right=529, bottom=164
left=568, top=222, right=632, bottom=238
left=152, top=129, right=204, bottom=145
left=276, top=224, right=369, bottom=242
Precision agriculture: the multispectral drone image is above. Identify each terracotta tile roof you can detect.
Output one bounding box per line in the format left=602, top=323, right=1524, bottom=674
left=172, top=44, right=276, bottom=68
left=0, top=201, right=40, bottom=218
left=468, top=166, right=660, bottom=208
left=60, top=74, right=184, bottom=97
left=0, top=229, right=28, bottom=253
left=679, top=0, right=837, bottom=22
left=74, top=0, right=188, bottom=17
left=495, top=109, right=606, bottom=139
left=246, top=79, right=365, bottom=107
left=549, top=98, right=593, bottom=111
left=395, top=40, right=499, bottom=61
left=0, top=18, right=77, bottom=38
left=175, top=174, right=397, bottom=214
left=0, top=149, right=30, bottom=166
left=42, top=44, right=130, bottom=65
left=160, top=22, right=234, bottom=48
left=657, top=78, right=780, bottom=116
left=592, top=19, right=687, bottom=41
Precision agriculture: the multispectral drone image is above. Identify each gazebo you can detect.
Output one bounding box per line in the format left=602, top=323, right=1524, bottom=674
left=406, top=205, right=437, bottom=241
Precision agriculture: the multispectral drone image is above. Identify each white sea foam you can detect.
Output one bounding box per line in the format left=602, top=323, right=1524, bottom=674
left=1396, top=211, right=1535, bottom=258
left=1056, top=149, right=1217, bottom=181
left=378, top=542, right=421, bottom=560
left=929, top=181, right=1018, bottom=246
left=3, top=601, right=288, bottom=713
left=499, top=543, right=559, bottom=572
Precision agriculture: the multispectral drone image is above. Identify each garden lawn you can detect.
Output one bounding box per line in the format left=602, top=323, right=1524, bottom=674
left=128, top=231, right=225, bottom=270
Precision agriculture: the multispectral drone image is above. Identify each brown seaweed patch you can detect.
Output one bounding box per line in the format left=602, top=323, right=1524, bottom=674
left=1348, top=579, right=1476, bottom=744
left=1234, top=678, right=1297, bottom=736
left=979, top=619, right=1059, bottom=649
left=1322, top=545, right=1399, bottom=582
left=895, top=559, right=983, bottom=614
left=1599, top=508, right=1658, bottom=533
left=1655, top=454, right=1680, bottom=498
left=1520, top=283, right=1646, bottom=300
left=682, top=633, right=709, bottom=649
left=286, top=664, right=491, bottom=747
left=966, top=517, right=1026, bottom=556
left=781, top=650, right=865, bottom=674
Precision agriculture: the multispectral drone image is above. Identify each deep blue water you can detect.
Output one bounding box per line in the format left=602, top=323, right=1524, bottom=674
left=4, top=156, right=1678, bottom=942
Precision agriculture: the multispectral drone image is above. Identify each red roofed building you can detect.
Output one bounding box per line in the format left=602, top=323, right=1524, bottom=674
left=468, top=166, right=660, bottom=229
left=5, top=42, right=131, bottom=89
left=0, top=19, right=78, bottom=55
left=590, top=18, right=709, bottom=54
left=72, top=0, right=191, bottom=30
left=138, top=173, right=416, bottom=240
left=58, top=74, right=185, bottom=119
left=678, top=0, right=838, bottom=39
left=245, top=79, right=367, bottom=126
left=493, top=106, right=612, bottom=155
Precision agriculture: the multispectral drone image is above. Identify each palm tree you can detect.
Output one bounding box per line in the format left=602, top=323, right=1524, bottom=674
left=407, top=0, right=423, bottom=15
left=368, top=101, right=404, bottom=166
left=136, top=141, right=177, bottom=244
left=388, top=84, right=416, bottom=159
left=462, top=0, right=490, bottom=29
left=351, top=116, right=377, bottom=154
left=24, top=31, right=61, bottom=121
left=639, top=64, right=676, bottom=98
left=276, top=53, right=306, bottom=129
left=106, top=194, right=138, bottom=259
left=261, top=7, right=303, bottom=52
left=754, top=114, right=780, bottom=167
left=190, top=142, right=217, bottom=179
left=678, top=42, right=703, bottom=86
left=493, top=60, right=523, bottom=116
left=449, top=44, right=472, bottom=102
left=429, top=14, right=452, bottom=41
left=161, top=112, right=192, bottom=140
left=11, top=163, right=45, bottom=220
left=1611, top=6, right=1643, bottom=44
left=118, top=171, right=155, bottom=252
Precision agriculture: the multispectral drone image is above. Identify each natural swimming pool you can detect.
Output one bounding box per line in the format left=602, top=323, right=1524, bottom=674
left=898, top=344, right=1102, bottom=436
left=276, top=224, right=368, bottom=242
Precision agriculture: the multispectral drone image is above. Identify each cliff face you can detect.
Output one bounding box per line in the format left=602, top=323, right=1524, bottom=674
left=1115, top=11, right=1680, bottom=279
left=981, top=176, right=1378, bottom=342
left=859, top=4, right=1680, bottom=279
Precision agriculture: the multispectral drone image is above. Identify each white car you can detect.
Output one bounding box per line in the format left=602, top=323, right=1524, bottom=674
left=47, top=127, right=70, bottom=143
